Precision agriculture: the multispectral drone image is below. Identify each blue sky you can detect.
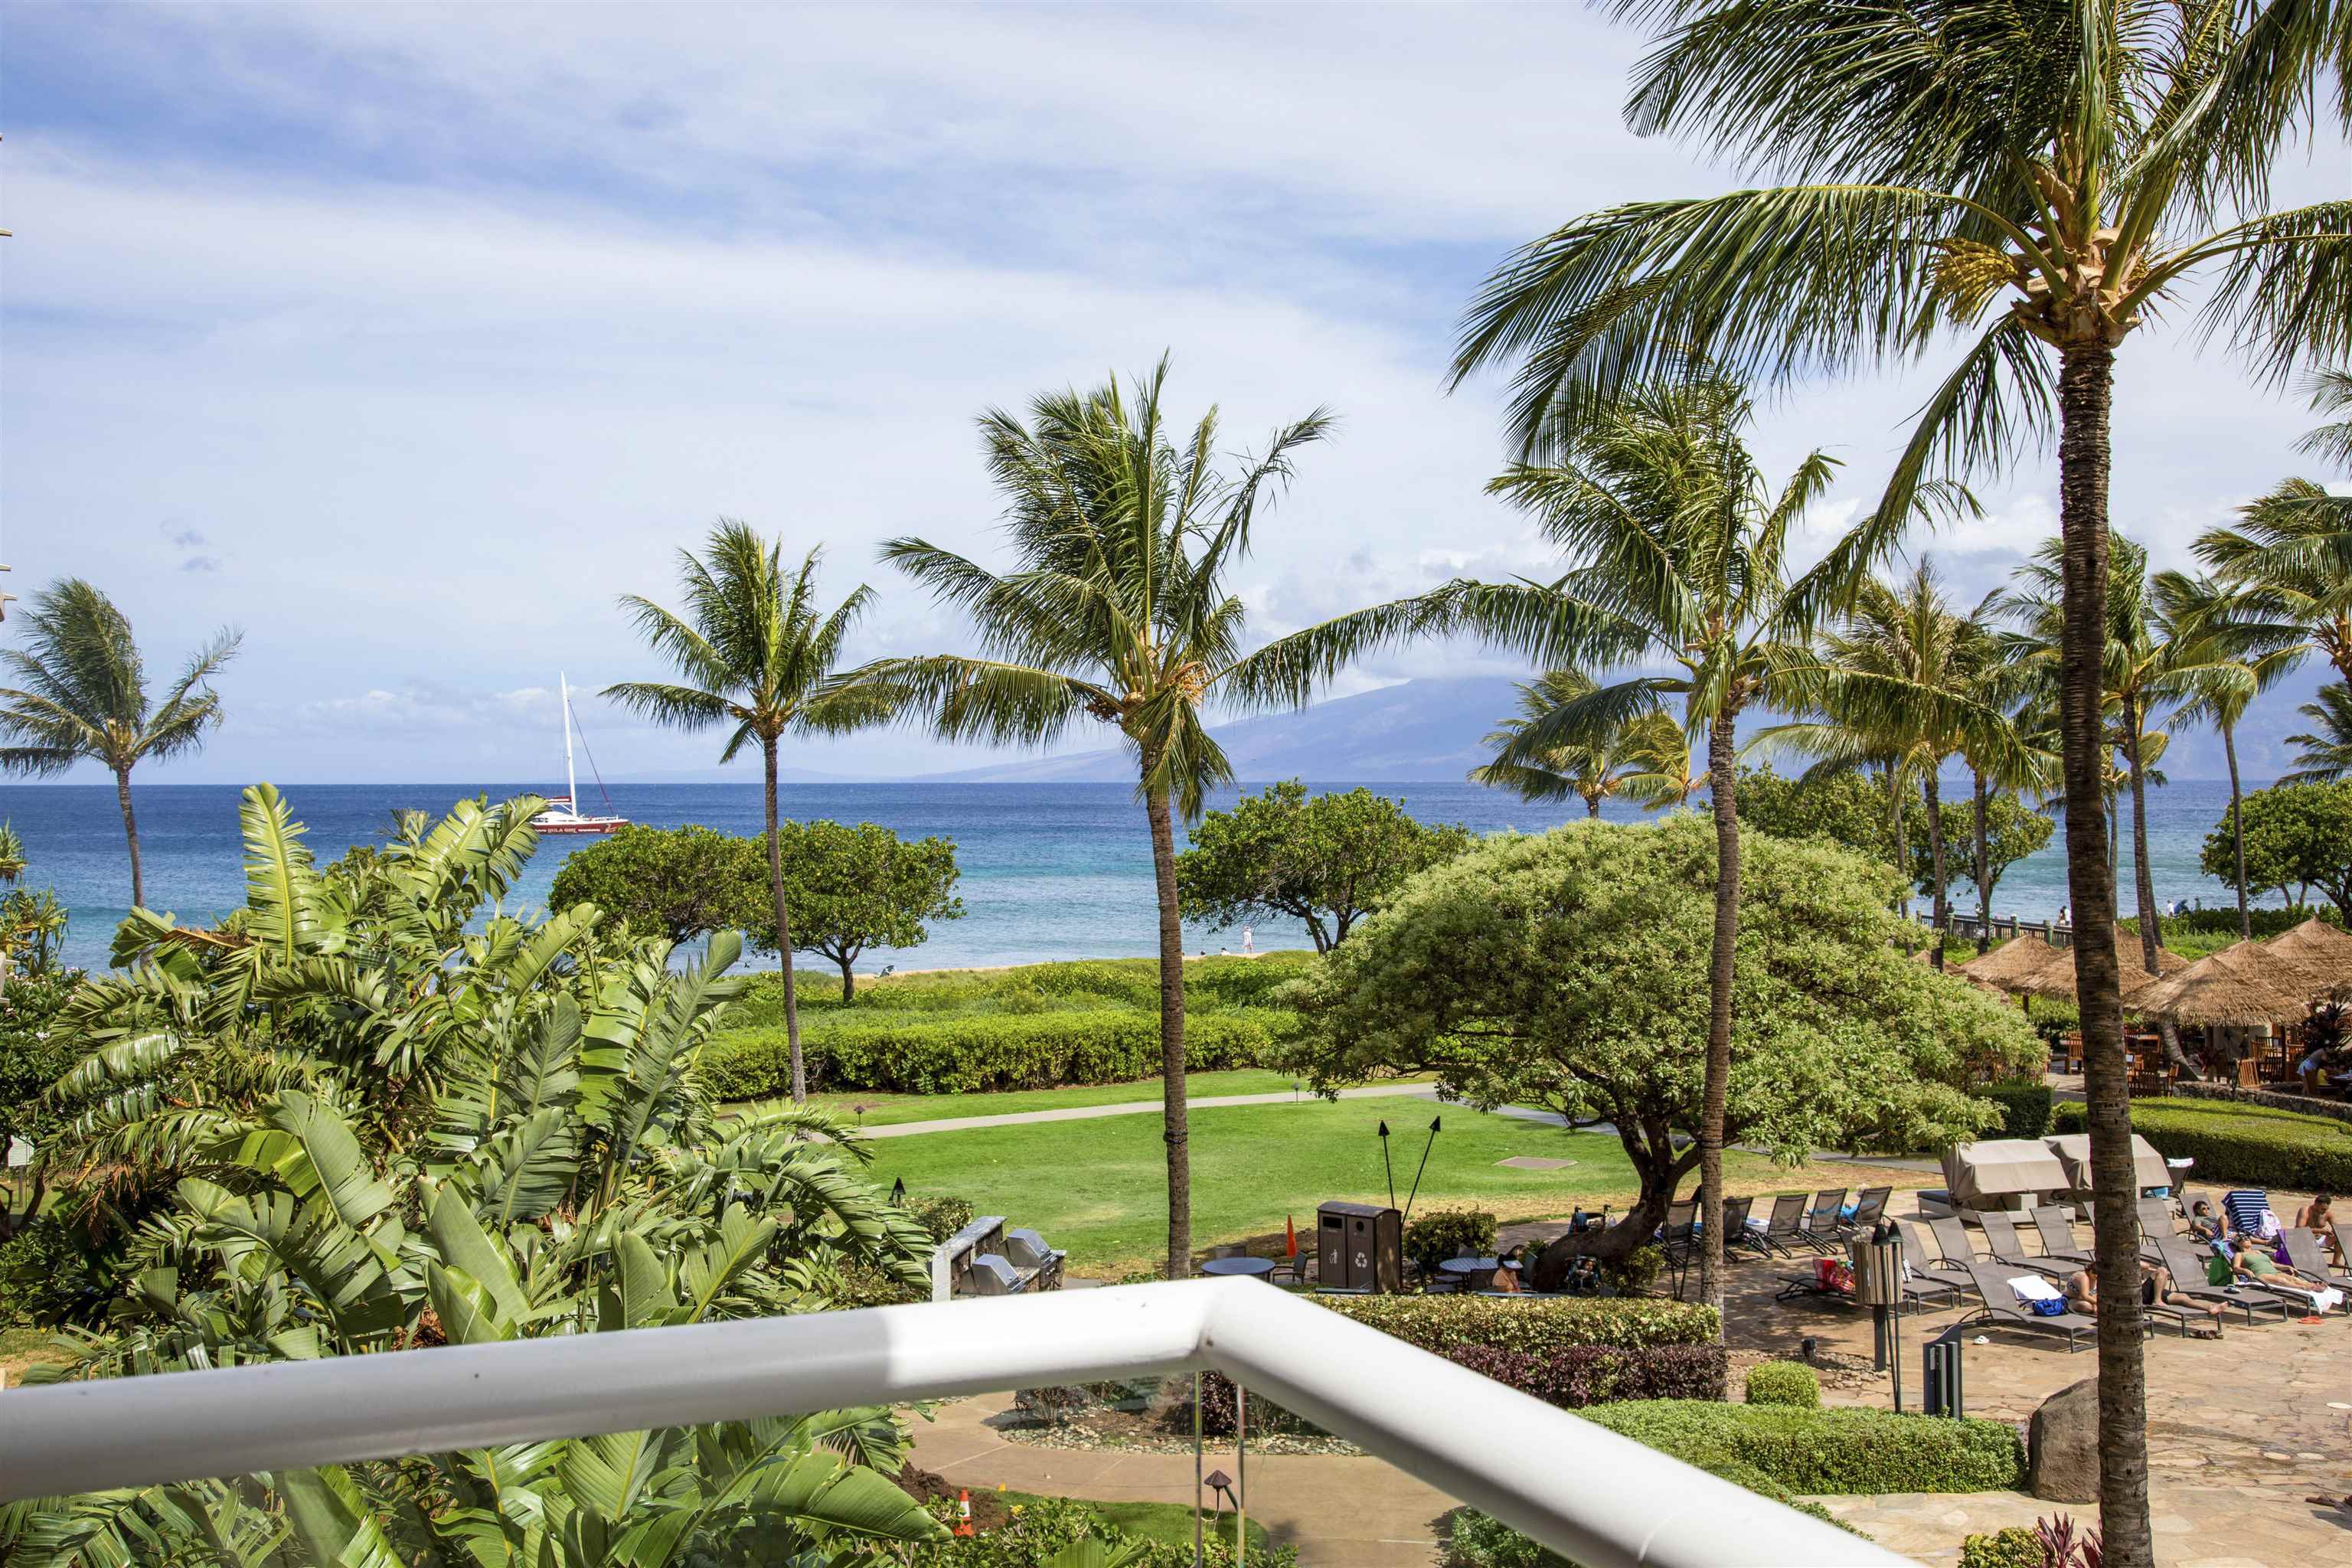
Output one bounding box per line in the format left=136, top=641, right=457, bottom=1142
left=3, top=1, right=2346, bottom=784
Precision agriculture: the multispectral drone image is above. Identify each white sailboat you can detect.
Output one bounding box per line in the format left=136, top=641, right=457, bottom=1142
left=532, top=674, right=629, bottom=835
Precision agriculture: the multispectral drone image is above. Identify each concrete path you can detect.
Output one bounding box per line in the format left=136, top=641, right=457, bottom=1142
left=861, top=1081, right=1440, bottom=1139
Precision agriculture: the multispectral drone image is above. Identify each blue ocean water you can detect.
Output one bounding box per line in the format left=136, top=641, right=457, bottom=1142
left=0, top=776, right=2275, bottom=975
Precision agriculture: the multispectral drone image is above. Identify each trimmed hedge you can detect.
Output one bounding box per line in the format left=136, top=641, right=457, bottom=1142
left=1742, top=1361, right=1820, bottom=1408
left=1448, top=1343, right=1727, bottom=1407
left=700, top=1009, right=1270, bottom=1097
left=1977, top=1079, right=2055, bottom=1140
left=1315, top=1292, right=1720, bottom=1354
left=1580, top=1401, right=2027, bottom=1495
left=2051, top=1096, right=2352, bottom=1191
left=1958, top=1527, right=2044, bottom=1568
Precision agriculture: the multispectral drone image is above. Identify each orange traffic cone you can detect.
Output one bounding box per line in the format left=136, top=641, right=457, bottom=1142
left=1285, top=1214, right=1298, bottom=1259
left=953, top=1489, right=975, bottom=1537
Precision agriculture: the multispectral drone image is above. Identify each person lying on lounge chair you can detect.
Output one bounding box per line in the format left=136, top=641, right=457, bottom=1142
left=2064, top=1263, right=2223, bottom=1335
left=2231, top=1235, right=2344, bottom=1313
left=2187, top=1200, right=2228, bottom=1245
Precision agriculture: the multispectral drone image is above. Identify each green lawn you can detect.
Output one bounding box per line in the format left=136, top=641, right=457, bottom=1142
left=995, top=1491, right=1270, bottom=1553
left=778, top=1069, right=1333, bottom=1128
left=863, top=1096, right=1918, bottom=1273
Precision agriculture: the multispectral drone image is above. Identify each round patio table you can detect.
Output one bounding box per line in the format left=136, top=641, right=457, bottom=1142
left=1200, top=1256, right=1278, bottom=1279
left=1437, top=1257, right=1517, bottom=1277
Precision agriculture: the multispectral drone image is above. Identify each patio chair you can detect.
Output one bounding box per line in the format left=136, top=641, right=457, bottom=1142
left=1798, top=1188, right=1848, bottom=1250
left=1751, top=1193, right=1824, bottom=1257
left=1841, top=1186, right=1893, bottom=1237
left=1897, top=1218, right=1975, bottom=1299
left=965, top=1254, right=1027, bottom=1296
left=1957, top=1259, right=2098, bottom=1352
left=1658, top=1197, right=1700, bottom=1298
left=2281, top=1228, right=2352, bottom=1292
left=1928, top=1216, right=1988, bottom=1274
left=1720, top=1194, right=1762, bottom=1257
left=2150, top=1234, right=2291, bottom=1326
left=2030, top=1205, right=2096, bottom=1266
left=1006, top=1227, right=1067, bottom=1290
left=1978, top=1210, right=2076, bottom=1282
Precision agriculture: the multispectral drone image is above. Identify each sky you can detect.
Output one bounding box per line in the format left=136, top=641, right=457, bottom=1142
left=3, top=1, right=2347, bottom=786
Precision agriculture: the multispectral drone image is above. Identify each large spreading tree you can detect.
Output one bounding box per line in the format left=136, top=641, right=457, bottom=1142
left=742, top=819, right=964, bottom=1001
left=1449, top=3, right=2351, bottom=1549
left=1290, top=816, right=2040, bottom=1269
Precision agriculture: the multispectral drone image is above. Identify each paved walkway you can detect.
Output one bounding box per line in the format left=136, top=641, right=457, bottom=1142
left=861, top=1081, right=1441, bottom=1139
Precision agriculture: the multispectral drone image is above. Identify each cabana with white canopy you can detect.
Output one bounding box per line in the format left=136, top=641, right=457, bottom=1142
left=1940, top=1138, right=2073, bottom=1212
left=2045, top=1132, right=2171, bottom=1194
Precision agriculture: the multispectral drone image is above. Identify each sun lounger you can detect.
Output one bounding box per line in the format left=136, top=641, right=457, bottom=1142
left=2151, top=1234, right=2290, bottom=1325
left=1802, top=1187, right=1849, bottom=1248
left=1978, top=1210, right=2075, bottom=1281
left=1958, top=1259, right=2097, bottom=1352
left=1897, top=1218, right=1975, bottom=1298
left=1751, top=1193, right=1821, bottom=1257
left=1720, top=1194, right=1766, bottom=1257
left=1929, top=1215, right=1986, bottom=1272
left=2281, top=1228, right=2352, bottom=1293
left=2030, top=1205, right=2096, bottom=1266
left=2223, top=1190, right=2278, bottom=1239
left=1843, top=1185, right=1893, bottom=1236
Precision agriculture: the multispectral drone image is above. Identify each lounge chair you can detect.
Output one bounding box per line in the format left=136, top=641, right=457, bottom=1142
left=1978, top=1210, right=2076, bottom=1281
left=1957, top=1259, right=2097, bottom=1352
left=2030, top=1205, right=2096, bottom=1266
left=2223, top=1190, right=2278, bottom=1239
left=2282, top=1228, right=2352, bottom=1292
left=1841, top=1185, right=1893, bottom=1238
left=1720, top=1194, right=1762, bottom=1257
left=1897, top=1218, right=1975, bottom=1298
left=2150, top=1234, right=2290, bottom=1325
left=2135, top=1197, right=2180, bottom=1261
left=1929, top=1215, right=1987, bottom=1272
left=1006, top=1227, right=1067, bottom=1290
left=1799, top=1187, right=1848, bottom=1250
left=1658, top=1197, right=1700, bottom=1298
left=1752, top=1193, right=1824, bottom=1257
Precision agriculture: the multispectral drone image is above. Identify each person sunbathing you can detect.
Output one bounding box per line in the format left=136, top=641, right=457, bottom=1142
left=2064, top=1263, right=2223, bottom=1336
left=2292, top=1194, right=2345, bottom=1268
left=2232, top=1235, right=2342, bottom=1314
left=2187, top=1200, right=2228, bottom=1244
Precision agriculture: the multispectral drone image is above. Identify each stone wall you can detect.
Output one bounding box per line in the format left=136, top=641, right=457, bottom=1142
left=2173, top=1079, right=2352, bottom=1126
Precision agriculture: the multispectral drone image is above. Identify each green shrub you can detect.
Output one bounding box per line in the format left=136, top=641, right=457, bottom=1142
left=1449, top=1343, right=1728, bottom=1406
left=1743, top=1361, right=1820, bottom=1408
left=1958, top=1526, right=2045, bottom=1568
left=1579, top=1401, right=2026, bottom=1494
left=905, top=1194, right=976, bottom=1244
left=0, top=1214, right=120, bottom=1330
left=1315, top=1292, right=1718, bottom=1354
left=1446, top=1507, right=1569, bottom=1567
left=1597, top=1244, right=1664, bottom=1297
left=1405, top=1208, right=1499, bottom=1275
left=910, top=1491, right=1295, bottom=1566
left=2051, top=1097, right=2352, bottom=1191
left=701, top=1010, right=1270, bottom=1097
left=1977, top=1079, right=2055, bottom=1139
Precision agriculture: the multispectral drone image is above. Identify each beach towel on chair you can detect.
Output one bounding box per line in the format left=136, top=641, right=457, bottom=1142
left=2223, top=1191, right=2278, bottom=1240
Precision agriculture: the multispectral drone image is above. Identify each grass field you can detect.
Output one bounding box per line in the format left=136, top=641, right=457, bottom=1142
left=777, top=1069, right=1337, bottom=1127
left=862, top=1095, right=1926, bottom=1272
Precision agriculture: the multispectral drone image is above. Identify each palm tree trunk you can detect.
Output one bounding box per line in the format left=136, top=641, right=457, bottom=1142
left=1924, top=767, right=1950, bottom=968
left=1698, top=708, right=1740, bottom=1324
left=1971, top=768, right=1992, bottom=955
left=2054, top=341, right=2152, bottom=1568
left=2225, top=721, right=2250, bottom=942
left=113, top=766, right=144, bottom=910
left=763, top=738, right=806, bottom=1103
left=1145, top=782, right=1192, bottom=1279
left=2125, top=696, right=2163, bottom=969
left=1890, top=768, right=1912, bottom=922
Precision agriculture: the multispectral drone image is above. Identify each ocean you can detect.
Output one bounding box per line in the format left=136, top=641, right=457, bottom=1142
left=0, top=776, right=2278, bottom=976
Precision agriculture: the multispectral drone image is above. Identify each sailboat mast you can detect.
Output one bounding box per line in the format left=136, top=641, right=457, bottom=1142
left=560, top=672, right=578, bottom=808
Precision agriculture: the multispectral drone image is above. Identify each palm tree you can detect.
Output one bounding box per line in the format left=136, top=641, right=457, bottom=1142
left=2294, top=367, right=2352, bottom=473
left=0, top=580, right=239, bottom=909
left=2281, top=682, right=2352, bottom=784
left=1449, top=8, right=2351, bottom=1548
left=2152, top=571, right=2301, bottom=939
left=1367, top=374, right=1998, bottom=1318
left=864, top=358, right=1389, bottom=1278
left=1469, top=670, right=1694, bottom=815
left=2194, top=479, right=2352, bottom=685
left=605, top=524, right=890, bottom=1103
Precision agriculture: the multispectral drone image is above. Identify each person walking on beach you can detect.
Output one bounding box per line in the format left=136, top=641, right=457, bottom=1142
left=1241, top=926, right=1253, bottom=956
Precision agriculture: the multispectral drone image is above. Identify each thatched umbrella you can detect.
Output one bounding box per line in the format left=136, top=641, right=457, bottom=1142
left=2129, top=942, right=2313, bottom=1027
left=2013, top=934, right=2187, bottom=1003
left=1957, top=934, right=2068, bottom=994
left=2265, top=917, right=2352, bottom=989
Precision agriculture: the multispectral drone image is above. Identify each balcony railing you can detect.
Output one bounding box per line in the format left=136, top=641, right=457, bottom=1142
left=0, top=1279, right=1913, bottom=1566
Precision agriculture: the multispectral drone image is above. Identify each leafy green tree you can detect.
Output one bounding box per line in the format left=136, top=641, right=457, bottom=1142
left=2281, top=682, right=2352, bottom=786
left=1174, top=781, right=1472, bottom=952
left=1468, top=671, right=1694, bottom=815
left=1450, top=5, right=2352, bottom=1544
left=743, top=820, right=964, bottom=1001
left=606, top=523, right=891, bottom=1103
left=865, top=358, right=1390, bottom=1278
left=6, top=786, right=942, bottom=1564
left=1730, top=766, right=1896, bottom=868
left=1289, top=817, right=2038, bottom=1266
left=550, top=822, right=767, bottom=945
left=0, top=580, right=240, bottom=908
left=1905, top=790, right=2053, bottom=916
left=2200, top=781, right=2352, bottom=922
left=1336, top=374, right=1992, bottom=1317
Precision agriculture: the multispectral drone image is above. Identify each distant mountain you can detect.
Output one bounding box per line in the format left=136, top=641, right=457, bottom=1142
left=920, top=676, right=1529, bottom=782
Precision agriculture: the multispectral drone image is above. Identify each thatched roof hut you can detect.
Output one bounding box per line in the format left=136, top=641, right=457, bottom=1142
left=2265, top=918, right=2352, bottom=990
left=2130, top=941, right=2314, bottom=1025
left=1958, top=934, right=2068, bottom=992
left=2013, top=935, right=2187, bottom=1003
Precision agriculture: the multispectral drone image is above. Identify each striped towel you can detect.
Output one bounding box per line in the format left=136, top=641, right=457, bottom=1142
left=2223, top=1190, right=2279, bottom=1240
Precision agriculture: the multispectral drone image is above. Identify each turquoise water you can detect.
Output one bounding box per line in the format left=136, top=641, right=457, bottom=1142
left=0, top=776, right=2275, bottom=975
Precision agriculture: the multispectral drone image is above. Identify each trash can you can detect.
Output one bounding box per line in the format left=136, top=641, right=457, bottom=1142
left=1317, top=1201, right=1402, bottom=1292
left=1847, top=1231, right=1900, bottom=1307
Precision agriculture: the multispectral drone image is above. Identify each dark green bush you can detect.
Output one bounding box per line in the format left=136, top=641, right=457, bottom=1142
left=1598, top=1244, right=1664, bottom=1297
left=701, top=1010, right=1270, bottom=1097
left=905, top=1194, right=976, bottom=1244
left=1405, top=1208, right=1499, bottom=1275
left=1448, top=1342, right=1728, bottom=1406
left=1743, top=1361, right=1821, bottom=1408
left=1580, top=1401, right=2026, bottom=1494
left=2126, top=907, right=2336, bottom=939
left=1315, top=1292, right=1718, bottom=1354
left=1976, top=1079, right=2055, bottom=1139
left=0, top=1214, right=119, bottom=1329
left=2051, top=1097, right=2352, bottom=1191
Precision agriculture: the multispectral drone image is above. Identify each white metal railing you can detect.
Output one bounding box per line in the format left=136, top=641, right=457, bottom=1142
left=0, top=1280, right=1913, bottom=1567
